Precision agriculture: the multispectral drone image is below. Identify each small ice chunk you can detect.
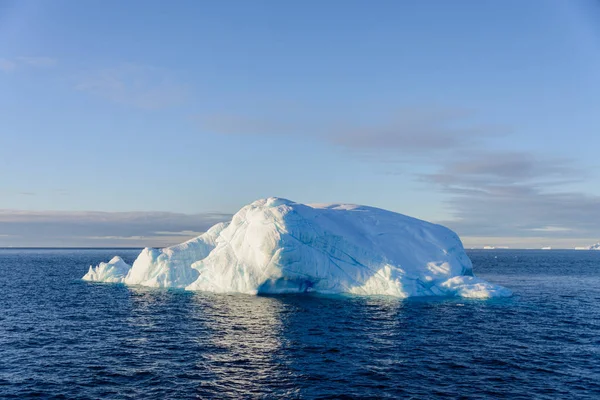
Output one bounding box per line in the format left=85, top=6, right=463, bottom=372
left=439, top=276, right=513, bottom=298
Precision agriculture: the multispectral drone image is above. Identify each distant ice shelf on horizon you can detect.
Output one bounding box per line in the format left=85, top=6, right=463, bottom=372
left=83, top=197, right=512, bottom=299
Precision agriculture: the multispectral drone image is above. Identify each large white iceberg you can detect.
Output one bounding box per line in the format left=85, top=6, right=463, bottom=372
left=83, top=198, right=511, bottom=298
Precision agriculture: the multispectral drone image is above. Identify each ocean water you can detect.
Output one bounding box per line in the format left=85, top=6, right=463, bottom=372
left=1, top=249, right=599, bottom=399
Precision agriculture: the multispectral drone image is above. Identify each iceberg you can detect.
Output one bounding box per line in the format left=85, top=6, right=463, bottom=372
left=83, top=197, right=511, bottom=298
left=82, top=256, right=130, bottom=283
left=575, top=243, right=600, bottom=250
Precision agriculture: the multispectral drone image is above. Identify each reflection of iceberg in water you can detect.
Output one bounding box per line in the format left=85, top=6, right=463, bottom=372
left=192, top=294, right=297, bottom=398
left=103, top=288, right=296, bottom=397
left=271, top=295, right=492, bottom=398
left=85, top=287, right=220, bottom=397
left=90, top=284, right=501, bottom=397
left=103, top=286, right=297, bottom=399
left=272, top=295, right=408, bottom=396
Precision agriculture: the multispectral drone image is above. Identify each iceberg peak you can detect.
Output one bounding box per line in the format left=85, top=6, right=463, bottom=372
left=252, top=197, right=296, bottom=208
left=83, top=198, right=511, bottom=298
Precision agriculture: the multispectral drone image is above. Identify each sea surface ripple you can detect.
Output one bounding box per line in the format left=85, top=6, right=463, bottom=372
left=1, top=249, right=599, bottom=399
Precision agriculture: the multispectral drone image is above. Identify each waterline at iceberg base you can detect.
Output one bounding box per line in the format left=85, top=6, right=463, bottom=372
left=83, top=197, right=511, bottom=298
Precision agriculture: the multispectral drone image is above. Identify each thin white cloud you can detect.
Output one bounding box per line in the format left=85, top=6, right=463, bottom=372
left=195, top=107, right=599, bottom=243
left=0, top=210, right=232, bottom=247
left=154, top=230, right=205, bottom=237
left=195, top=107, right=506, bottom=158
left=529, top=226, right=572, bottom=232
left=75, top=63, right=186, bottom=109
left=461, top=236, right=599, bottom=249
left=0, top=56, right=57, bottom=72
left=0, top=58, right=16, bottom=72
left=85, top=235, right=150, bottom=241
left=16, top=56, right=57, bottom=67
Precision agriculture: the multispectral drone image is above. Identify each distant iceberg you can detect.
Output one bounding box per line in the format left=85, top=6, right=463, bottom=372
left=83, top=198, right=511, bottom=298
left=574, top=243, right=600, bottom=250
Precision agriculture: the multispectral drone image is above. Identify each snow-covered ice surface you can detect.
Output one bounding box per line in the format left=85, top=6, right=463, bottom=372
left=83, top=198, right=511, bottom=298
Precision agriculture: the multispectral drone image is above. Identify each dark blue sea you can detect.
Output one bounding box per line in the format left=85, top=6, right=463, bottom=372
left=1, top=249, right=599, bottom=399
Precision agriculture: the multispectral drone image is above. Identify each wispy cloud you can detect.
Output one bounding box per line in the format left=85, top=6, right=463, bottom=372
left=438, top=184, right=600, bottom=239
left=75, top=63, right=186, bottom=109
left=0, top=210, right=232, bottom=247
left=529, top=226, right=572, bottom=232
left=195, top=107, right=506, bottom=158
left=329, top=109, right=506, bottom=156
left=195, top=107, right=599, bottom=244
left=16, top=56, right=57, bottom=67
left=153, top=230, right=206, bottom=237
left=0, top=56, right=57, bottom=72
left=418, top=151, right=600, bottom=240
left=422, top=152, right=578, bottom=186
left=460, top=236, right=598, bottom=249
left=0, top=58, right=16, bottom=72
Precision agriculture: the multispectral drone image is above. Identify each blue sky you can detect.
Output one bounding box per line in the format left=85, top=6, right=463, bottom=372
left=1, top=0, right=600, bottom=247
